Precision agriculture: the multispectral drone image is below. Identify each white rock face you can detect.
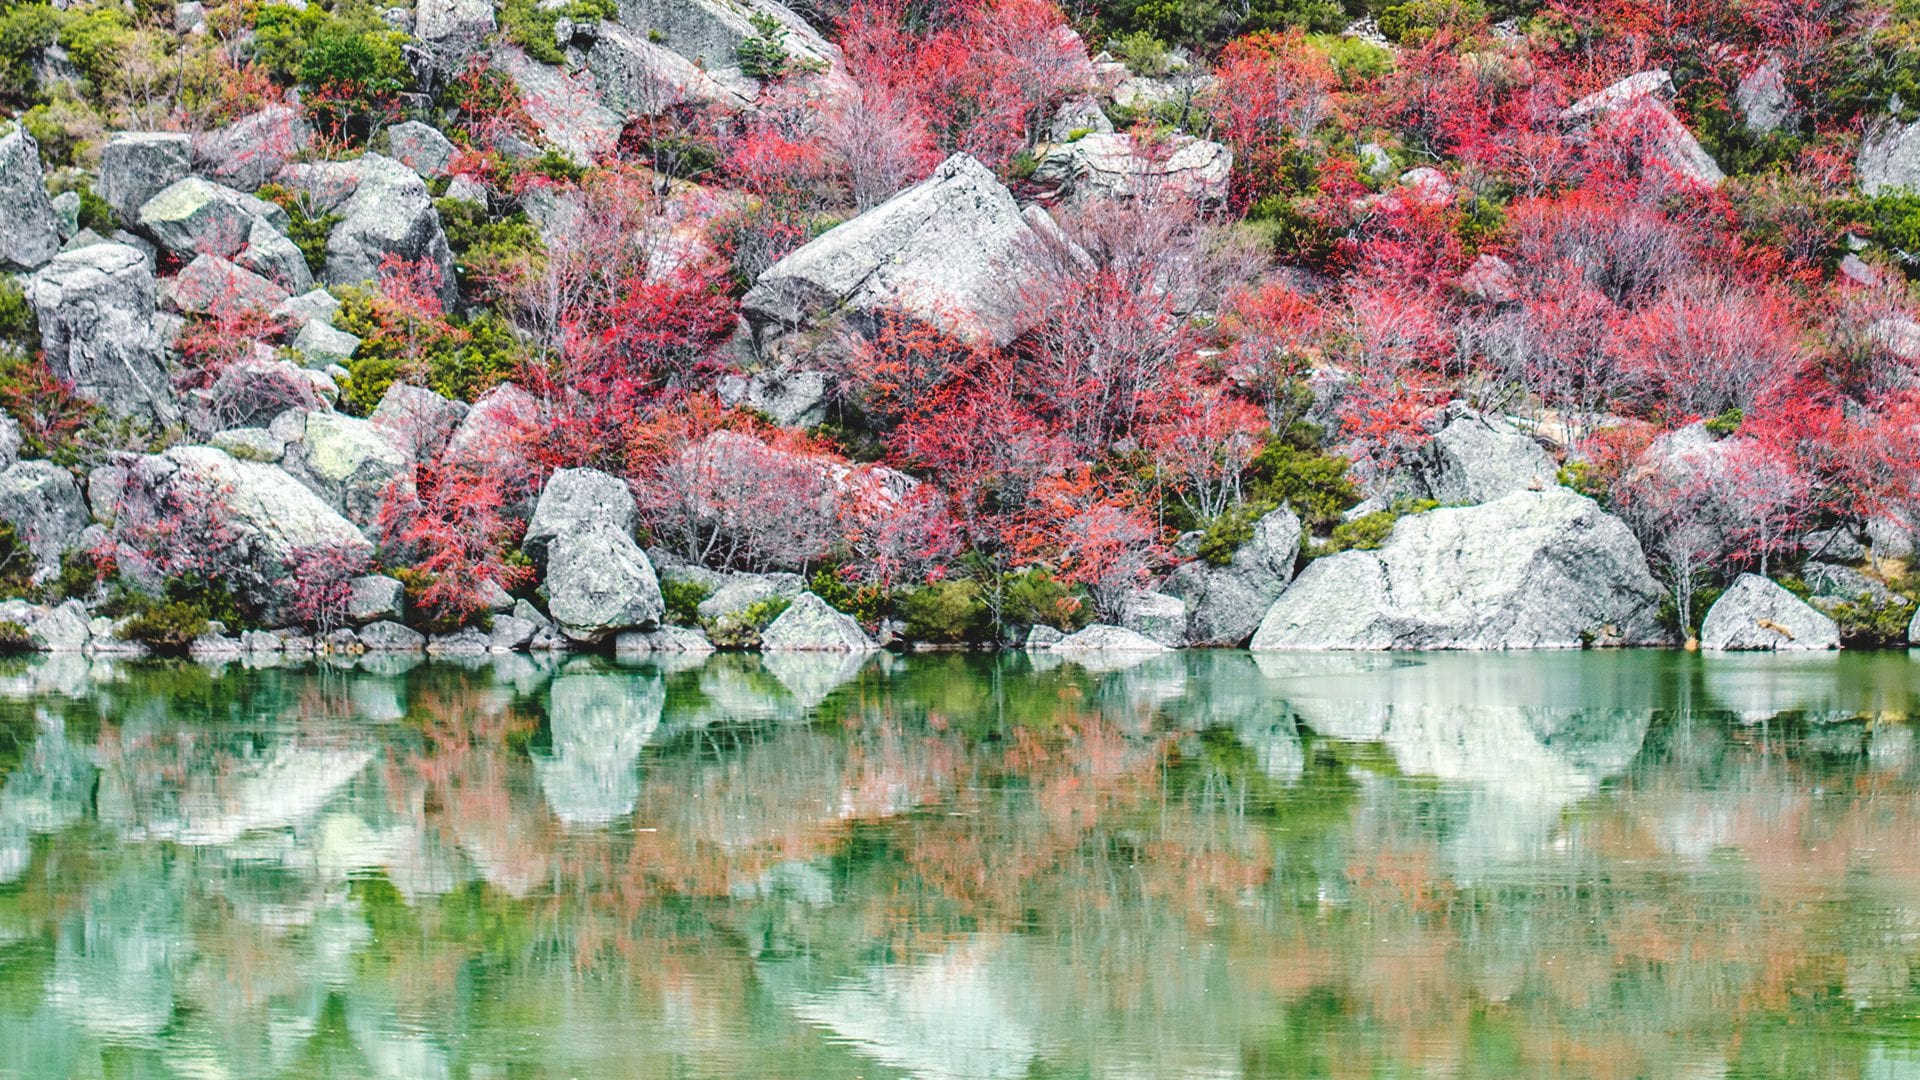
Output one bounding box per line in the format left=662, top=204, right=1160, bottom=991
left=0, top=122, right=60, bottom=271
left=546, top=529, right=665, bottom=643
left=1401, top=413, right=1556, bottom=505
left=281, top=411, right=409, bottom=526
left=614, top=0, right=836, bottom=86
left=1562, top=69, right=1723, bottom=187
left=1049, top=624, right=1171, bottom=653
left=1699, top=573, right=1840, bottom=651
left=588, top=21, right=753, bottom=115
left=1032, top=132, right=1231, bottom=204
left=760, top=592, right=876, bottom=652
left=26, top=243, right=176, bottom=423
left=743, top=153, right=1046, bottom=345
left=1859, top=118, right=1920, bottom=196
left=492, top=46, right=622, bottom=163
left=523, top=468, right=637, bottom=566
left=1251, top=489, right=1667, bottom=650
left=1735, top=56, right=1793, bottom=135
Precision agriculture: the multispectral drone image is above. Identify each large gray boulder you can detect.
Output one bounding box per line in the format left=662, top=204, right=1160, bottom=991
left=1859, top=118, right=1920, bottom=196
left=0, top=462, right=89, bottom=576
left=613, top=0, right=835, bottom=87
left=135, top=177, right=282, bottom=261
left=1402, top=413, right=1555, bottom=505
left=491, top=46, right=622, bottom=163
left=523, top=468, right=636, bottom=566
left=0, top=123, right=62, bottom=271
left=1032, top=132, right=1231, bottom=205
left=235, top=216, right=313, bottom=294
left=1251, top=489, right=1667, bottom=650
left=759, top=592, right=875, bottom=651
left=97, top=132, right=192, bottom=223
left=742, top=153, right=1045, bottom=345
left=25, top=243, right=175, bottom=424
left=696, top=572, right=805, bottom=623
left=587, top=22, right=753, bottom=115
left=1699, top=573, right=1840, bottom=651
left=280, top=411, right=408, bottom=526
left=1562, top=70, right=1723, bottom=187
left=1735, top=57, right=1793, bottom=136
left=191, top=106, right=309, bottom=192
left=282, top=154, right=455, bottom=305
left=414, top=0, right=495, bottom=71
left=347, top=574, right=405, bottom=624
left=1118, top=589, right=1186, bottom=647
left=385, top=121, right=456, bottom=178
left=545, top=528, right=665, bottom=643
left=1167, top=504, right=1301, bottom=646
left=443, top=382, right=539, bottom=468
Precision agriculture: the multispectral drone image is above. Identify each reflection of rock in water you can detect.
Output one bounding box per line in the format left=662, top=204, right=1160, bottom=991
left=1164, top=653, right=1304, bottom=782
left=770, top=935, right=1039, bottom=1080
left=533, top=671, right=664, bottom=826
left=0, top=711, right=94, bottom=882
left=761, top=650, right=871, bottom=710
left=1701, top=653, right=1916, bottom=724
left=45, top=860, right=183, bottom=1040
left=110, top=745, right=373, bottom=847
left=1281, top=656, right=1654, bottom=867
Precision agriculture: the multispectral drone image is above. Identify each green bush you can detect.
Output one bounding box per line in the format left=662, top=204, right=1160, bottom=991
left=661, top=577, right=713, bottom=626
left=735, top=11, right=790, bottom=81
left=0, top=278, right=37, bottom=353
left=0, top=4, right=62, bottom=100
left=1244, top=426, right=1359, bottom=529
left=1377, top=0, right=1487, bottom=45
left=256, top=184, right=341, bottom=275
left=0, top=521, right=35, bottom=598
left=1317, top=499, right=1438, bottom=555
left=298, top=26, right=410, bottom=140
left=1109, top=30, right=1173, bottom=76
left=499, top=0, right=615, bottom=65
left=335, top=293, right=527, bottom=414
left=703, top=596, right=791, bottom=649
left=1196, top=505, right=1260, bottom=567
left=119, top=600, right=209, bottom=653
left=900, top=580, right=991, bottom=644
left=0, top=619, right=31, bottom=652
left=437, top=197, right=543, bottom=302
left=808, top=569, right=893, bottom=625
left=1001, top=568, right=1091, bottom=633
left=56, top=4, right=133, bottom=87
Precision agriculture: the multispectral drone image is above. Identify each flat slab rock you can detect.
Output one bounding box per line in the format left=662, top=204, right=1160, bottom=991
left=1699, top=574, right=1840, bottom=651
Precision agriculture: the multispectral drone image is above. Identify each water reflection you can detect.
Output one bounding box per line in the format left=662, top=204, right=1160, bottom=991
left=0, top=650, right=1915, bottom=1078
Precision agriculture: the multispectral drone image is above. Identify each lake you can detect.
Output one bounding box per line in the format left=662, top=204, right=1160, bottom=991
left=1, top=649, right=1919, bottom=1079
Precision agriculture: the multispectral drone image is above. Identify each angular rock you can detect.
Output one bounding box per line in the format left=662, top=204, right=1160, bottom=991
left=1167, top=505, right=1301, bottom=647
left=1402, top=413, right=1555, bottom=505
left=136, top=177, right=278, bottom=261
left=282, top=411, right=408, bottom=526
left=1861, top=118, right=1920, bottom=196
left=613, top=624, right=714, bottom=653
left=489, top=615, right=538, bottom=651
left=523, top=467, right=637, bottom=566
left=1251, top=489, right=1667, bottom=650
left=587, top=22, right=752, bottom=116
left=291, top=319, right=360, bottom=367
left=120, top=445, right=373, bottom=570
left=358, top=620, right=425, bottom=651
left=444, top=382, right=538, bottom=467
left=1046, top=98, right=1112, bottom=142
left=200, top=354, right=324, bottom=430
left=25, top=243, right=175, bottom=423
left=427, top=627, right=492, bottom=654
left=416, top=0, right=496, bottom=70
left=612, top=0, right=835, bottom=84
left=273, top=287, right=343, bottom=329
left=386, top=121, right=457, bottom=178
left=0, top=461, right=90, bottom=576
left=347, top=574, right=405, bottom=623
left=742, top=153, right=1045, bottom=345
left=1049, top=624, right=1171, bottom=652
left=759, top=592, right=875, bottom=651
left=546, top=528, right=665, bottom=642
left=491, top=46, right=621, bottom=163
left=696, top=572, right=805, bottom=622
left=312, top=155, right=455, bottom=304
left=1735, top=56, right=1793, bottom=136
left=0, top=122, right=61, bottom=271
left=0, top=600, right=91, bottom=652
left=235, top=216, right=312, bottom=294
left=1024, top=624, right=1064, bottom=649
left=1699, top=574, right=1840, bottom=651
left=1118, top=590, right=1186, bottom=647
left=97, top=132, right=192, bottom=224
left=370, top=381, right=468, bottom=461
left=717, top=366, right=826, bottom=428
left=162, top=253, right=290, bottom=316
left=0, top=414, right=20, bottom=473
left=1802, top=561, right=1911, bottom=613
left=210, top=426, right=287, bottom=462
left=1032, top=132, right=1231, bottom=205
left=1562, top=70, right=1723, bottom=187
left=192, top=106, right=309, bottom=192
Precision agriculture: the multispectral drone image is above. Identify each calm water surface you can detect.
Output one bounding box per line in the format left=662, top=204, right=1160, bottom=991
left=2, top=649, right=1920, bottom=1078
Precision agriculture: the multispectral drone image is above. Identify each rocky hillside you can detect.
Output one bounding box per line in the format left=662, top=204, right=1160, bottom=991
left=0, top=0, right=1915, bottom=656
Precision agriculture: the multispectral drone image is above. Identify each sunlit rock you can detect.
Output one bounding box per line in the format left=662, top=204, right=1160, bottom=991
left=533, top=671, right=664, bottom=826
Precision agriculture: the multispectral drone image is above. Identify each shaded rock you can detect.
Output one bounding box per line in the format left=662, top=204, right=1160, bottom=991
left=234, top=216, right=312, bottom=294
left=1251, top=489, right=1666, bottom=649
left=427, top=627, right=491, bottom=654
left=1024, top=624, right=1063, bottom=649
left=290, top=319, right=360, bottom=367
left=96, top=132, right=191, bottom=224
left=1049, top=624, right=1170, bottom=652
left=1046, top=99, right=1112, bottom=142
left=1167, top=504, right=1302, bottom=646
left=386, top=121, right=456, bottom=178
left=523, top=467, right=636, bottom=566
left=1033, top=132, right=1230, bottom=205
left=0, top=122, right=61, bottom=271
left=192, top=105, right=309, bottom=192
left=358, top=620, right=425, bottom=651
left=1802, top=561, right=1911, bottom=613
left=489, top=615, right=538, bottom=651
left=313, top=154, right=455, bottom=304
left=370, top=382, right=468, bottom=461
left=0, top=461, right=90, bottom=576
left=0, top=600, right=91, bottom=651
left=1118, top=589, right=1186, bottom=647
left=25, top=243, right=175, bottom=423
left=1460, top=253, right=1518, bottom=303
left=416, top=0, right=495, bottom=69
left=587, top=21, right=752, bottom=116
left=743, top=153, right=1045, bottom=346
left=0, top=414, right=19, bottom=472
left=759, top=592, right=875, bottom=651
left=717, top=366, right=827, bottom=428
left=282, top=411, right=408, bottom=526
left=1699, top=573, right=1839, bottom=651
left=546, top=528, right=665, bottom=642
left=348, top=574, right=405, bottom=624
left=1402, top=413, right=1555, bottom=505
left=135, top=177, right=278, bottom=261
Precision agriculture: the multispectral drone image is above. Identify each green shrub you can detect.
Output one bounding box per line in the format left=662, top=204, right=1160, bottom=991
left=735, top=11, right=790, bottom=81
left=499, top=0, right=615, bottom=64
left=1307, top=33, right=1393, bottom=85
left=808, top=569, right=892, bottom=625
left=0, top=522, right=34, bottom=598
left=1001, top=567, right=1091, bottom=633
left=0, top=619, right=31, bottom=652
left=0, top=4, right=62, bottom=100
left=661, top=577, right=713, bottom=627
left=74, top=185, right=111, bottom=232
left=1244, top=427, right=1359, bottom=529
left=1109, top=30, right=1173, bottom=76
left=703, top=596, right=791, bottom=649
left=1196, top=505, right=1260, bottom=567
left=1704, top=407, right=1744, bottom=437
left=50, top=547, right=105, bottom=602
left=256, top=184, right=341, bottom=275
left=437, top=197, right=543, bottom=301
left=57, top=4, right=133, bottom=87
left=298, top=26, right=410, bottom=140
left=0, top=278, right=37, bottom=353
left=1317, top=499, right=1438, bottom=556
left=119, top=600, right=209, bottom=653
left=1556, top=461, right=1608, bottom=502
left=900, top=580, right=990, bottom=644
left=335, top=292, right=527, bottom=413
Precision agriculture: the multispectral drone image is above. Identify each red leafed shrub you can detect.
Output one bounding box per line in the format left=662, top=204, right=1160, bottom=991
left=376, top=462, right=531, bottom=628
left=1008, top=467, right=1159, bottom=618
left=1143, top=379, right=1269, bottom=522
left=1205, top=32, right=1339, bottom=208
left=287, top=544, right=372, bottom=633
left=173, top=305, right=288, bottom=392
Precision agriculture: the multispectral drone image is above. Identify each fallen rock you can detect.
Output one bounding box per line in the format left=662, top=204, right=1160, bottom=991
left=25, top=243, right=175, bottom=423
left=97, top=132, right=192, bottom=223
left=235, top=217, right=313, bottom=294
left=1118, top=589, right=1187, bottom=647
left=545, top=528, right=665, bottom=643
left=0, top=122, right=61, bottom=271
left=1032, top=132, right=1231, bottom=205
left=347, top=574, right=405, bottom=623
left=612, top=0, right=836, bottom=86
left=742, top=153, right=1045, bottom=345
left=523, top=467, right=637, bottom=566
left=1049, top=624, right=1171, bottom=652
left=491, top=46, right=621, bottom=163
left=1167, top=505, right=1302, bottom=646
left=427, top=627, right=492, bottom=655
left=192, top=105, right=309, bottom=192
left=1562, top=70, right=1723, bottom=187
left=1859, top=118, right=1920, bottom=196
left=0, top=600, right=90, bottom=652
left=1401, top=413, right=1555, bottom=505
left=415, top=0, right=496, bottom=71
left=759, top=592, right=875, bottom=651
left=716, top=366, right=827, bottom=428
left=358, top=620, right=426, bottom=651
left=135, top=177, right=281, bottom=261
left=0, top=461, right=90, bottom=576
left=1699, top=574, right=1840, bottom=651
left=488, top=615, right=538, bottom=651
left=1735, top=56, right=1793, bottom=136
left=282, top=411, right=408, bottom=526
left=199, top=354, right=326, bottom=431
left=697, top=572, right=805, bottom=622
left=1251, top=489, right=1667, bottom=649
left=290, top=320, right=360, bottom=367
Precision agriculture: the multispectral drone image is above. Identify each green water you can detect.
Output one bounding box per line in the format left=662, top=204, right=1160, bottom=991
left=1, top=650, right=1920, bottom=1078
